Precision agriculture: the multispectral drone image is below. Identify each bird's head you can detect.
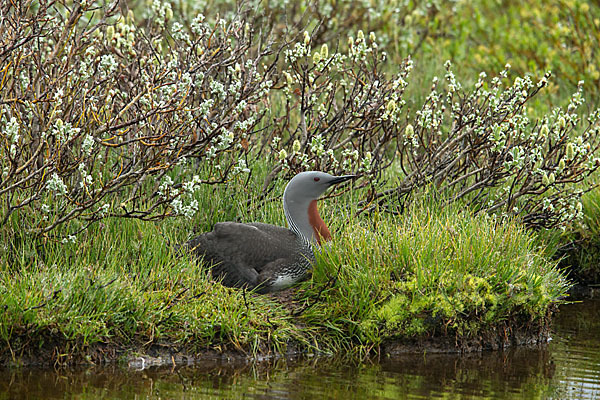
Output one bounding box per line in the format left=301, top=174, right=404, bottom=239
left=284, top=171, right=355, bottom=202
left=283, top=171, right=356, bottom=244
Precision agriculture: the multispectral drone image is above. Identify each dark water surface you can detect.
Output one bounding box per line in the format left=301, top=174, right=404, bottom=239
left=1, top=299, right=599, bottom=399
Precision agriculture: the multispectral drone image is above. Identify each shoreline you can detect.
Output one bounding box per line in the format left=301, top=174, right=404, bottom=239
left=1, top=332, right=551, bottom=369
left=3, top=277, right=595, bottom=369
left=1, top=300, right=556, bottom=369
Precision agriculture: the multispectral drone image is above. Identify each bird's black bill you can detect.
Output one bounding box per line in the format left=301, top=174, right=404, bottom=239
left=328, top=175, right=356, bottom=185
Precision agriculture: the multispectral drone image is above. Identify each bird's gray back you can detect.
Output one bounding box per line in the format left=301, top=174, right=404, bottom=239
left=184, top=222, right=312, bottom=290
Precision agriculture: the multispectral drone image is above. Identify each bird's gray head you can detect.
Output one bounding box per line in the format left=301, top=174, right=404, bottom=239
left=283, top=171, right=355, bottom=245
left=284, top=171, right=355, bottom=202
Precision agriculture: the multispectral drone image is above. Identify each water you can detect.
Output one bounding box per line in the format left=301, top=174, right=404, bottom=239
left=1, top=299, right=599, bottom=399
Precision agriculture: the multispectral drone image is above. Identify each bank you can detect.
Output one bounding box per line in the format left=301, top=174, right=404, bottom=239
left=0, top=203, right=571, bottom=367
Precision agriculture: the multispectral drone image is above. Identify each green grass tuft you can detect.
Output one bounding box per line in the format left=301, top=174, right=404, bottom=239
left=295, top=199, right=570, bottom=353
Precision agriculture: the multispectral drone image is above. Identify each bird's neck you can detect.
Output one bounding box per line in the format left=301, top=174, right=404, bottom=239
left=284, top=197, right=331, bottom=245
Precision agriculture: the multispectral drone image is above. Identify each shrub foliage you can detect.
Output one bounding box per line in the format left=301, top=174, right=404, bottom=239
left=1, top=0, right=277, bottom=236
left=1, top=0, right=599, bottom=244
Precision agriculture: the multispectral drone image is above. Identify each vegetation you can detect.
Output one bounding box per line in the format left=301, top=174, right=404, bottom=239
left=297, top=199, right=569, bottom=354
left=1, top=0, right=599, bottom=365
left=2, top=0, right=599, bottom=238
left=0, top=177, right=569, bottom=364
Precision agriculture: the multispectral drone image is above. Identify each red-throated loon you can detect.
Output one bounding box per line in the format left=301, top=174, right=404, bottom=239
left=183, top=171, right=355, bottom=293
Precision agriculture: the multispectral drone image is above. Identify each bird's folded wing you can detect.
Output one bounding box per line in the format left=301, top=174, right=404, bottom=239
left=185, top=222, right=298, bottom=287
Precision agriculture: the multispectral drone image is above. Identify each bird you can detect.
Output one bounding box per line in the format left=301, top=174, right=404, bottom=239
left=182, top=171, right=355, bottom=293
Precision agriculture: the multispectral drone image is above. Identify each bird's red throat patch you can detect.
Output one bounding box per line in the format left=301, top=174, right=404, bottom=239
left=308, top=200, right=332, bottom=244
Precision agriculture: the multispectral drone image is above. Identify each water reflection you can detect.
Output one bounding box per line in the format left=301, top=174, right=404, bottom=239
left=1, top=299, right=599, bottom=399
left=546, top=297, right=600, bottom=400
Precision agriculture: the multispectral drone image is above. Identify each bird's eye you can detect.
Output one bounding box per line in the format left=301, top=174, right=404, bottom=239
left=313, top=177, right=320, bottom=182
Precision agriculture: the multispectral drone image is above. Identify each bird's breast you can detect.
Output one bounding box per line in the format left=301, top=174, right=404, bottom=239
left=269, top=273, right=302, bottom=291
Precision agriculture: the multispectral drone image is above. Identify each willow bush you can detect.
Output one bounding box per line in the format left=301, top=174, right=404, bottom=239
left=269, top=44, right=600, bottom=229
left=158, top=0, right=452, bottom=54
left=1, top=0, right=599, bottom=248
left=366, top=67, right=600, bottom=229
left=1, top=0, right=277, bottom=239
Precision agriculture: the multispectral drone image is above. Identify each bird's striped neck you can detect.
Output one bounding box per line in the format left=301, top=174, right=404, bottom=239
left=283, top=197, right=330, bottom=246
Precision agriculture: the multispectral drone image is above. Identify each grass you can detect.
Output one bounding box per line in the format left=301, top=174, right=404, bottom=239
left=0, top=173, right=571, bottom=365
left=0, top=216, right=302, bottom=363
left=294, top=197, right=570, bottom=354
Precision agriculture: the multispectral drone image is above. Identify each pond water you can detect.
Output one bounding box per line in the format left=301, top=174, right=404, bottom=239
left=1, top=298, right=599, bottom=399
